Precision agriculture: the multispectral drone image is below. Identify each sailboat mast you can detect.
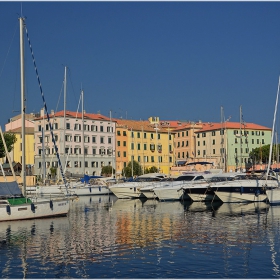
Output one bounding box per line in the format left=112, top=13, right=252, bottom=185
left=19, top=17, right=26, bottom=196
left=63, top=66, right=67, bottom=175
left=239, top=105, right=242, bottom=172
left=266, top=76, right=280, bottom=179
left=82, top=89, right=85, bottom=175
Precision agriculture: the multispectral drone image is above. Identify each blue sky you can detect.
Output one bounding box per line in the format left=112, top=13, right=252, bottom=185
left=1, top=1, right=280, bottom=130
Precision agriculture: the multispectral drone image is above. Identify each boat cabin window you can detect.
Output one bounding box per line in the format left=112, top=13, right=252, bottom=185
left=175, top=175, right=196, bottom=181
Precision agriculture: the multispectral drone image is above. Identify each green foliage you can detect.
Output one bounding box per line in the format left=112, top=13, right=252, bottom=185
left=0, top=133, right=17, bottom=158
left=101, top=165, right=115, bottom=176
left=144, top=166, right=158, bottom=174
left=249, top=144, right=280, bottom=163
left=123, top=160, right=143, bottom=177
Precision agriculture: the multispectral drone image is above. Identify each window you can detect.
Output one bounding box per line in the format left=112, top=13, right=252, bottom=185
left=85, top=161, right=88, bottom=168
left=123, top=141, right=126, bottom=147
left=100, top=126, right=104, bottom=132
left=151, top=133, right=154, bottom=139
left=66, top=123, right=70, bottom=129
left=150, top=144, right=155, bottom=151
left=252, top=139, right=254, bottom=144
left=178, top=152, right=180, bottom=159
left=84, top=136, right=90, bottom=143
left=186, top=140, right=189, bottom=146
left=117, top=130, right=121, bottom=136
left=108, top=137, right=112, bottom=144
left=123, top=151, right=127, bottom=157
left=100, top=136, right=104, bottom=144
left=213, top=149, right=215, bottom=155
left=137, top=143, right=141, bottom=150
left=158, top=156, right=162, bottom=163
left=178, top=132, right=180, bottom=137
left=91, top=125, right=97, bottom=132
left=151, top=156, right=154, bottom=162
left=92, top=136, right=96, bottom=143
left=91, top=161, right=98, bottom=168
left=177, top=142, right=180, bottom=148
left=53, top=123, right=58, bottom=129
left=92, top=148, right=96, bottom=155
left=74, top=147, right=81, bottom=154
left=38, top=125, right=42, bottom=131
left=117, top=151, right=120, bottom=157
left=65, top=135, right=72, bottom=142
left=262, top=139, right=265, bottom=144
left=181, top=141, right=184, bottom=147
left=84, top=124, right=89, bottom=131
left=203, top=141, right=206, bottom=146
left=182, top=132, right=184, bottom=137
left=198, top=141, right=200, bottom=146
left=117, top=141, right=120, bottom=147
left=74, top=123, right=81, bottom=130
left=144, top=133, right=147, bottom=139
left=212, top=131, right=216, bottom=136
left=212, top=139, right=215, bottom=145
left=138, top=156, right=141, bottom=162
left=157, top=133, right=160, bottom=140
left=131, top=143, right=134, bottom=150
left=144, top=144, right=147, bottom=150
left=123, top=131, right=127, bottom=136
left=137, top=132, right=140, bottom=138
left=84, top=148, right=88, bottom=155
left=74, top=135, right=81, bottom=142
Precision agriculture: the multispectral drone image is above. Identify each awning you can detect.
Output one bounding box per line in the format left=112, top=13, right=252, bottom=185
left=186, top=161, right=213, bottom=166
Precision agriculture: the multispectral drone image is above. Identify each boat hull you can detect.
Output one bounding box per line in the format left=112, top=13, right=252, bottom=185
left=0, top=197, right=70, bottom=222
left=66, top=185, right=111, bottom=196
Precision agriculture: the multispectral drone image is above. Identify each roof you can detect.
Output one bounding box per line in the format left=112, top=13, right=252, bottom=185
left=35, top=110, right=111, bottom=122
left=114, top=119, right=171, bottom=133
left=196, top=122, right=271, bottom=132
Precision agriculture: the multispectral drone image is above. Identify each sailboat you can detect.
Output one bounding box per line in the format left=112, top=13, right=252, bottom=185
left=0, top=17, right=70, bottom=221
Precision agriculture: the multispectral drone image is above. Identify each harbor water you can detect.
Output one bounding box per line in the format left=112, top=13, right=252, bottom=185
left=1, top=195, right=280, bottom=278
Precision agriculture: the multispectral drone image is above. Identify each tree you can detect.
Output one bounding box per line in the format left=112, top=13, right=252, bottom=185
left=123, top=160, right=143, bottom=177
left=144, top=166, right=158, bottom=174
left=0, top=133, right=17, bottom=158
left=101, top=165, right=115, bottom=177
left=249, top=144, right=279, bottom=164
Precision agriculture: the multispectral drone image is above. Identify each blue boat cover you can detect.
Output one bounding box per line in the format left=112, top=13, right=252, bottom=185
left=0, top=181, right=22, bottom=197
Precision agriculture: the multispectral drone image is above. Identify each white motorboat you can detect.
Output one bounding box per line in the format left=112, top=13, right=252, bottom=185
left=109, top=173, right=165, bottom=199
left=153, top=174, right=210, bottom=201
left=213, top=173, right=279, bottom=203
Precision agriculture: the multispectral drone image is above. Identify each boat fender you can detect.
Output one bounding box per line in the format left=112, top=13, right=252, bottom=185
left=6, top=205, right=11, bottom=215
left=31, top=203, right=35, bottom=212
left=90, top=187, right=92, bottom=193
left=207, top=186, right=211, bottom=192
left=240, top=186, right=244, bottom=195
left=50, top=200, right=53, bottom=210
left=134, top=187, right=136, bottom=192
left=255, top=189, right=260, bottom=197
left=99, top=186, right=101, bottom=192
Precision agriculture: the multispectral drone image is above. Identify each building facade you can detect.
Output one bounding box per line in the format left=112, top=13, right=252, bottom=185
left=115, top=117, right=175, bottom=176
left=194, top=122, right=272, bottom=172
left=33, top=110, right=116, bottom=178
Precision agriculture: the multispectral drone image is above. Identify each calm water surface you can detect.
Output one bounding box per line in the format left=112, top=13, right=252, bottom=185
left=0, top=195, right=280, bottom=278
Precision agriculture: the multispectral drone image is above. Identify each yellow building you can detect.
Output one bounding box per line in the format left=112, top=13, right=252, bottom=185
left=114, top=117, right=175, bottom=176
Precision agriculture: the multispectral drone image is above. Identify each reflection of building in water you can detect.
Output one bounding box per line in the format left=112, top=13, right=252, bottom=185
left=1, top=197, right=280, bottom=278
left=112, top=199, right=186, bottom=247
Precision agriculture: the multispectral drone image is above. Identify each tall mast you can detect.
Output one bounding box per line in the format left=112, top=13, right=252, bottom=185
left=110, top=110, right=113, bottom=177
left=63, top=66, right=67, bottom=175
left=19, top=17, right=26, bottom=196
left=239, top=105, right=242, bottom=172
left=82, top=89, right=85, bottom=175
left=266, top=76, right=280, bottom=180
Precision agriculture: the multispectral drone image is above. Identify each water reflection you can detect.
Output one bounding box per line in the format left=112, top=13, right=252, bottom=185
left=1, top=196, right=280, bottom=278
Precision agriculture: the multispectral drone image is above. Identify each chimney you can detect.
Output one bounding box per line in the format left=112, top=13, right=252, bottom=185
left=40, top=108, right=44, bottom=117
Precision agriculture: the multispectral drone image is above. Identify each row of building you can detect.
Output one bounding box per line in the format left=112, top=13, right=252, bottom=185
left=3, top=108, right=272, bottom=178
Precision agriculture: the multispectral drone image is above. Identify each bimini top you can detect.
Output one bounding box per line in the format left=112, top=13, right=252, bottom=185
left=0, top=181, right=22, bottom=197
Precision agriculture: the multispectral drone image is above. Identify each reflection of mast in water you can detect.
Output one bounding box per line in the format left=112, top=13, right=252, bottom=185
left=266, top=207, right=280, bottom=278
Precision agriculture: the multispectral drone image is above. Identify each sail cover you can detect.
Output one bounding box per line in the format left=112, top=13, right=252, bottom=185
left=0, top=181, right=22, bottom=196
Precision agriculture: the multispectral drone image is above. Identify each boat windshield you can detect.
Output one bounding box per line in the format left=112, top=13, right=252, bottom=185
left=134, top=177, right=162, bottom=182
left=174, top=175, right=196, bottom=181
